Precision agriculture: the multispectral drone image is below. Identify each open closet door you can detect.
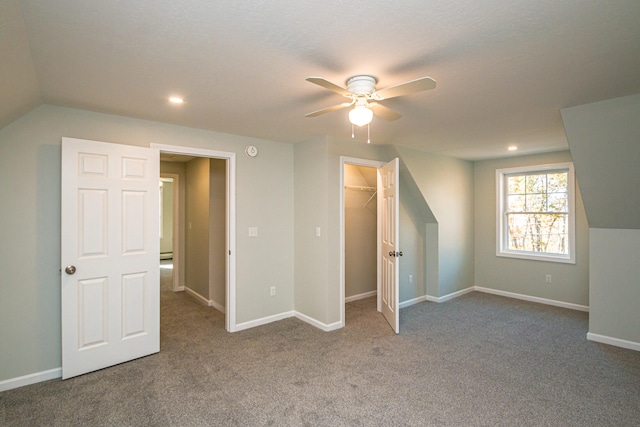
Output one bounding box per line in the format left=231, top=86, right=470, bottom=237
left=61, top=137, right=159, bottom=379
left=379, top=158, right=400, bottom=333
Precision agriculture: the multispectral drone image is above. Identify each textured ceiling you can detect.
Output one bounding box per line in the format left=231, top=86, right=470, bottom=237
left=2, top=0, right=639, bottom=160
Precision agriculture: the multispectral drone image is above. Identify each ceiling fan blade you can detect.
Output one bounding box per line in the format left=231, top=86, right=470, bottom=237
left=369, top=102, right=402, bottom=121
left=305, top=102, right=353, bottom=117
left=306, top=77, right=352, bottom=97
left=373, top=76, right=436, bottom=100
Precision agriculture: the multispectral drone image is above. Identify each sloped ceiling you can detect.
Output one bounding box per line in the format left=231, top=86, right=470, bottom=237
left=562, top=93, right=640, bottom=230
left=2, top=0, right=640, bottom=160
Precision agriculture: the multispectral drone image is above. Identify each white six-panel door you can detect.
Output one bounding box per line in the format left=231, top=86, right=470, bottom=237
left=61, top=137, right=159, bottom=379
left=379, top=158, right=400, bottom=334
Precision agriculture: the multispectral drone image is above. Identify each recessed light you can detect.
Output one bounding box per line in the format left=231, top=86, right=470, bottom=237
left=508, top=145, right=518, bottom=151
left=169, top=96, right=184, bottom=104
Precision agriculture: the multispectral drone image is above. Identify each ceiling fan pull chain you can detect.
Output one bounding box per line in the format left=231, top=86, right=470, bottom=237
left=352, top=124, right=355, bottom=139
left=367, top=123, right=371, bottom=144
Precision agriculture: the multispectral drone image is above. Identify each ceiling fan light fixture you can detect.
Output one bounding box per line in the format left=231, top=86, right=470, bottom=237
left=349, top=105, right=373, bottom=126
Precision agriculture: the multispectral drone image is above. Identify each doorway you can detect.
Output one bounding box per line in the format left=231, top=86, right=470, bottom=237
left=152, top=143, right=237, bottom=332
left=160, top=157, right=226, bottom=313
left=344, top=164, right=378, bottom=303
left=339, top=157, right=386, bottom=327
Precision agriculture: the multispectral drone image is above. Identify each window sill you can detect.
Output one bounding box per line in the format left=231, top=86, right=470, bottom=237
left=497, top=250, right=575, bottom=264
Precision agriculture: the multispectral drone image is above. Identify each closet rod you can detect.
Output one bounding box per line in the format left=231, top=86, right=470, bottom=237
left=344, top=185, right=376, bottom=192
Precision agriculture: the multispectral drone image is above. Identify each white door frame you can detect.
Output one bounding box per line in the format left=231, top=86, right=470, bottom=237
left=152, top=143, right=237, bottom=332
left=339, top=156, right=386, bottom=328
left=160, top=172, right=181, bottom=292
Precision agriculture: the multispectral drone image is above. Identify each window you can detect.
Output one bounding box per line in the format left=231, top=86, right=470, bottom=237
left=496, top=162, right=575, bottom=263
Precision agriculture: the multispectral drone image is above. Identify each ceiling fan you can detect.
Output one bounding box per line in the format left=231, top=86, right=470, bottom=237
left=304, top=75, right=436, bottom=127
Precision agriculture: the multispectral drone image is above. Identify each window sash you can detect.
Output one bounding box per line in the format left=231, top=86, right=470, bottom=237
left=496, top=163, right=575, bottom=264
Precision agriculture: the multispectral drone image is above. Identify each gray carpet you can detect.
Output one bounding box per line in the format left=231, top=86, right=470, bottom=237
left=1, top=264, right=639, bottom=426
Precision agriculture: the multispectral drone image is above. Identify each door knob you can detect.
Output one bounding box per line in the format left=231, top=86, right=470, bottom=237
left=65, top=265, right=77, bottom=275
left=389, top=251, right=395, bottom=257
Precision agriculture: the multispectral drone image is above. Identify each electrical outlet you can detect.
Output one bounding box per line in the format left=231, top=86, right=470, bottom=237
left=409, top=274, right=413, bottom=284
left=545, top=274, right=552, bottom=283
left=270, top=286, right=276, bottom=296
left=249, top=226, right=258, bottom=237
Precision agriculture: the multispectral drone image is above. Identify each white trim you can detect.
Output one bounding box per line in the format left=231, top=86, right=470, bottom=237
left=587, top=333, right=640, bottom=352
left=184, top=286, right=210, bottom=306
left=176, top=285, right=185, bottom=292
left=474, top=286, right=589, bottom=312
left=339, top=156, right=386, bottom=331
left=235, top=311, right=295, bottom=332
left=151, top=143, right=237, bottom=333
left=399, top=295, right=428, bottom=308
left=0, top=368, right=61, bottom=392
left=294, top=311, right=343, bottom=332
left=183, top=287, right=225, bottom=313
left=345, top=290, right=377, bottom=303
left=425, top=286, right=476, bottom=303
left=209, top=299, right=225, bottom=314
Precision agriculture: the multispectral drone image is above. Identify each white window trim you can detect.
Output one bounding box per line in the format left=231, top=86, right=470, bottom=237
left=496, top=162, right=576, bottom=264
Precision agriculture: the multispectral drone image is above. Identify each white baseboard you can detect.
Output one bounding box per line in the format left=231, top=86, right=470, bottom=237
left=183, top=287, right=225, bottom=313
left=175, top=286, right=185, bottom=292
left=184, top=286, right=210, bottom=306
left=345, top=290, right=377, bottom=303
left=294, top=311, right=343, bottom=332
left=425, top=286, right=475, bottom=303
left=474, top=286, right=589, bottom=312
left=235, top=311, right=295, bottom=332
left=399, top=295, right=428, bottom=308
left=209, top=299, right=225, bottom=314
left=0, top=368, right=61, bottom=393
left=587, top=333, right=640, bottom=351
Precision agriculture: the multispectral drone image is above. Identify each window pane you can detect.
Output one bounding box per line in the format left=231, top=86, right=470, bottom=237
left=526, top=174, right=546, bottom=193
left=526, top=194, right=547, bottom=212
left=547, top=193, right=568, bottom=212
left=507, top=175, right=525, bottom=194
left=507, top=194, right=526, bottom=212
left=506, top=213, right=568, bottom=255
left=547, top=172, right=567, bottom=193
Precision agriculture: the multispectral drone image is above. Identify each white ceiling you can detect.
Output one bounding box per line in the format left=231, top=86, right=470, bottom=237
left=2, top=0, right=639, bottom=160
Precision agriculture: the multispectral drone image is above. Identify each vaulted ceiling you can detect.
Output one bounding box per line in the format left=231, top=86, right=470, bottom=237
left=2, top=0, right=639, bottom=160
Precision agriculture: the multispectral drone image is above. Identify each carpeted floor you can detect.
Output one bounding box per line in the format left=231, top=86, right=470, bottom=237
left=1, top=263, right=639, bottom=426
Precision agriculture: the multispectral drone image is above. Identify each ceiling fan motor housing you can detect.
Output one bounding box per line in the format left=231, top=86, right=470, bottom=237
left=346, top=75, right=377, bottom=96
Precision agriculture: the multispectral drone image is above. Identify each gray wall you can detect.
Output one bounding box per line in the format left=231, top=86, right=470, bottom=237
left=186, top=157, right=211, bottom=299
left=294, top=137, right=330, bottom=323
left=473, top=151, right=590, bottom=306
left=394, top=146, right=475, bottom=297
left=562, top=93, right=640, bottom=345
left=398, top=178, right=427, bottom=303
left=0, top=105, right=294, bottom=382
left=589, top=229, right=640, bottom=343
